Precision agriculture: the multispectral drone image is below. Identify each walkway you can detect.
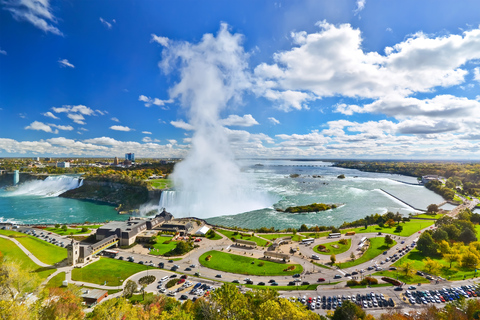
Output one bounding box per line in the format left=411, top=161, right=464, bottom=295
left=0, top=234, right=51, bottom=268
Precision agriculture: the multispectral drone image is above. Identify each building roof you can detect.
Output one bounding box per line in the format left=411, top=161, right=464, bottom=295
left=80, top=289, right=107, bottom=300
left=195, top=226, right=210, bottom=235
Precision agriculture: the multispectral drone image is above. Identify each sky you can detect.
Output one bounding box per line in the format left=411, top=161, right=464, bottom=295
left=1, top=0, right=480, bottom=160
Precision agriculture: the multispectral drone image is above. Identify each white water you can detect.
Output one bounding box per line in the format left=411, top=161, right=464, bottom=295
left=4, top=175, right=83, bottom=197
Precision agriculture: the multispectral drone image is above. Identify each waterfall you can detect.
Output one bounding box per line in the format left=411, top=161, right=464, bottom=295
left=5, top=175, right=83, bottom=197
left=159, top=190, right=176, bottom=211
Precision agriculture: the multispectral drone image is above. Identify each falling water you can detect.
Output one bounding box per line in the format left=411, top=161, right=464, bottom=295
left=4, top=175, right=83, bottom=197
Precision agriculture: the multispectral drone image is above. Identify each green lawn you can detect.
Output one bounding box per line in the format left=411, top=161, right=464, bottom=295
left=0, top=237, right=56, bottom=282
left=243, top=284, right=319, bottom=291
left=217, top=229, right=270, bottom=247
left=149, top=236, right=178, bottom=256
left=349, top=283, right=393, bottom=288
left=259, top=233, right=305, bottom=242
left=338, top=237, right=396, bottom=269
left=45, top=272, right=66, bottom=288
left=313, top=239, right=351, bottom=255
left=388, top=248, right=478, bottom=281
left=0, top=230, right=67, bottom=265
left=341, top=220, right=435, bottom=237
left=372, top=270, right=429, bottom=284
left=71, top=258, right=149, bottom=286
left=44, top=227, right=90, bottom=236
left=148, top=179, right=172, bottom=189
left=199, top=250, right=303, bottom=276
left=312, top=262, right=332, bottom=269
left=205, top=231, right=223, bottom=241
left=129, top=292, right=156, bottom=303
left=475, top=225, right=480, bottom=239
left=412, top=214, right=444, bottom=219
left=300, top=232, right=330, bottom=238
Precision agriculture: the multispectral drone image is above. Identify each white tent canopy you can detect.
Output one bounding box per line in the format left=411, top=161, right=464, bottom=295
left=195, top=226, right=210, bottom=235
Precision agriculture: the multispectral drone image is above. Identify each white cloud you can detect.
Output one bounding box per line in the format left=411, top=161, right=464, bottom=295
left=18, top=113, right=27, bottom=118
left=42, top=111, right=59, bottom=119
left=24, top=121, right=58, bottom=133
left=3, top=0, right=63, bottom=36
left=219, top=114, right=259, bottom=127
left=354, top=0, right=366, bottom=15
left=110, top=125, right=133, bottom=132
left=99, top=17, right=112, bottom=29
left=58, top=59, right=74, bottom=68
left=111, top=117, right=120, bottom=122
left=138, top=94, right=172, bottom=108
left=171, top=120, right=194, bottom=131
left=83, top=137, right=120, bottom=146
left=474, top=67, right=480, bottom=82
left=49, top=124, right=73, bottom=131
left=142, top=131, right=152, bottom=135
left=67, top=113, right=85, bottom=125
left=151, top=34, right=169, bottom=47
left=0, top=48, right=6, bottom=55
left=268, top=117, right=280, bottom=125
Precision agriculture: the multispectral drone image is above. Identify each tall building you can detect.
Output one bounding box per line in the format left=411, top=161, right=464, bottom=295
left=113, top=157, right=119, bottom=165
left=125, top=153, right=135, bottom=162
left=57, top=161, right=70, bottom=168
left=13, top=170, right=19, bottom=185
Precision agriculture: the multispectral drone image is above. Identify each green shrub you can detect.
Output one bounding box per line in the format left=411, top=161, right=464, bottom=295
left=165, top=279, right=179, bottom=288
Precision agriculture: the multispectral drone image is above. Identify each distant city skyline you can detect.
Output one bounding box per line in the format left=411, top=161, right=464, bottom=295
left=1, top=0, right=480, bottom=159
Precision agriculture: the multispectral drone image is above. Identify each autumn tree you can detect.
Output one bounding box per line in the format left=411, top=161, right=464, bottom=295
left=423, top=257, right=442, bottom=275
left=332, top=300, right=366, bottom=320
left=330, top=254, right=336, bottom=265
left=399, top=262, right=414, bottom=277
left=36, top=286, right=84, bottom=320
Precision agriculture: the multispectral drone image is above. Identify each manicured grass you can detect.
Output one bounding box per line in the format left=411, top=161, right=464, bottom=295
left=149, top=236, right=178, bottom=256
left=389, top=248, right=478, bottom=281
left=199, top=250, right=303, bottom=276
left=372, top=270, right=429, bottom=284
left=341, top=220, right=435, bottom=237
left=71, top=258, right=149, bottom=286
left=412, top=214, right=444, bottom=219
left=44, top=227, right=90, bottom=236
left=217, top=229, right=270, bottom=247
left=313, top=239, right=351, bottom=255
left=338, top=237, right=397, bottom=269
left=83, top=286, right=122, bottom=295
left=0, top=230, right=67, bottom=265
left=259, top=233, right=305, bottom=242
left=243, top=284, right=321, bottom=291
left=45, top=272, right=66, bottom=288
left=300, top=232, right=330, bottom=238
left=205, top=231, right=223, bottom=241
left=0, top=237, right=56, bottom=282
left=129, top=292, right=156, bottom=303
left=148, top=179, right=172, bottom=189
left=312, top=262, right=332, bottom=269
left=349, top=283, right=393, bottom=288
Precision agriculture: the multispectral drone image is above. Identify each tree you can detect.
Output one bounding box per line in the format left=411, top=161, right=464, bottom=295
left=330, top=254, right=336, bottom=265
left=123, top=279, right=137, bottom=298
left=432, top=229, right=448, bottom=242
left=0, top=260, right=40, bottom=301
left=417, top=232, right=439, bottom=257
left=37, top=286, right=84, bottom=320
left=423, top=257, right=442, bottom=275
left=384, top=235, right=394, bottom=247
left=427, top=204, right=439, bottom=214
left=81, top=226, right=88, bottom=233
left=399, top=262, right=414, bottom=277
left=55, top=223, right=60, bottom=229
left=332, top=300, right=366, bottom=320
left=444, top=252, right=461, bottom=269
left=395, top=225, right=403, bottom=233
left=61, top=225, right=68, bottom=231
left=461, top=251, right=479, bottom=269
left=459, top=228, right=477, bottom=245
left=299, top=224, right=309, bottom=232
left=438, top=240, right=451, bottom=255
left=442, top=224, right=461, bottom=240
left=386, top=219, right=396, bottom=228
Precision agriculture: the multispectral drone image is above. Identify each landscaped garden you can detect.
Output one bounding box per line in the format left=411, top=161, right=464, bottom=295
left=259, top=233, right=306, bottom=242
left=341, top=220, right=435, bottom=237
left=71, top=257, right=149, bottom=286
left=148, top=179, right=172, bottom=189
left=199, top=250, right=303, bottom=276
left=216, top=229, right=270, bottom=247
left=148, top=236, right=178, bottom=255
left=0, top=237, right=56, bottom=281
left=313, top=239, right=351, bottom=255
left=44, top=225, right=97, bottom=236
left=205, top=229, right=223, bottom=240
left=338, top=237, right=397, bottom=269
left=45, top=272, right=66, bottom=288
left=0, top=230, right=67, bottom=265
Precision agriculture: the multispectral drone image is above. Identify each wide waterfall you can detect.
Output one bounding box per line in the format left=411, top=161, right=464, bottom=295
left=5, top=175, right=83, bottom=197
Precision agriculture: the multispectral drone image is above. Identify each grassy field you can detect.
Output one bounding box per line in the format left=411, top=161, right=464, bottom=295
left=412, top=214, right=444, bottom=219
left=129, top=292, right=156, bottom=303
left=149, top=236, right=178, bottom=256
left=341, top=220, right=435, bottom=237
left=199, top=250, right=303, bottom=276
left=45, top=272, right=66, bottom=288
left=300, top=232, right=330, bottom=238
left=258, top=233, right=305, bottom=242
left=148, top=179, right=172, bottom=189
left=350, top=283, right=393, bottom=288
left=387, top=248, right=478, bottom=281
left=313, top=239, right=352, bottom=255
left=71, top=258, right=149, bottom=286
left=0, top=230, right=67, bottom=265
left=205, top=231, right=223, bottom=241
left=217, top=229, right=270, bottom=247
left=372, top=270, right=429, bottom=284
left=338, top=237, right=396, bottom=269
left=0, top=237, right=56, bottom=282
left=44, top=227, right=90, bottom=236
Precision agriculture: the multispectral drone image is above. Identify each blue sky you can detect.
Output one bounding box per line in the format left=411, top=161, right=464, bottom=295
left=1, top=0, right=480, bottom=159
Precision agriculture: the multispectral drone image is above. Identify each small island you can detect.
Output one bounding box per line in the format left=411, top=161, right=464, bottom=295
left=277, top=202, right=337, bottom=213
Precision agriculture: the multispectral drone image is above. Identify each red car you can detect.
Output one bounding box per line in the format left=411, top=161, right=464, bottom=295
left=317, top=278, right=325, bottom=282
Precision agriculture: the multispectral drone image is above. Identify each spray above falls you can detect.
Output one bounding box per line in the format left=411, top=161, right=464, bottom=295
left=157, top=24, right=275, bottom=218
left=4, top=175, right=83, bottom=197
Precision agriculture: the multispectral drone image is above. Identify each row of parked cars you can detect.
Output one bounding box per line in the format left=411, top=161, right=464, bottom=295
left=21, top=229, right=67, bottom=248
left=405, top=285, right=480, bottom=305
left=298, top=292, right=395, bottom=311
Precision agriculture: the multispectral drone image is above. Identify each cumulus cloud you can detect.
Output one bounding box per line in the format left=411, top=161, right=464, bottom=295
left=474, top=67, right=480, bottom=82
left=49, top=124, right=73, bottom=131
left=110, top=125, right=133, bottom=132
left=142, top=131, right=152, bottom=135
left=24, top=121, right=58, bottom=133
left=268, top=117, right=280, bottom=125
left=171, top=120, right=194, bottom=131
left=142, top=137, right=160, bottom=143
left=67, top=113, right=85, bottom=125
left=111, top=117, right=120, bottom=122
left=219, top=114, right=259, bottom=127
left=151, top=34, right=170, bottom=47
left=138, top=95, right=172, bottom=108
left=354, top=0, right=366, bottom=15
left=3, top=0, right=63, bottom=36
left=58, top=59, right=74, bottom=68
left=42, top=111, right=59, bottom=119
left=51, top=105, right=98, bottom=125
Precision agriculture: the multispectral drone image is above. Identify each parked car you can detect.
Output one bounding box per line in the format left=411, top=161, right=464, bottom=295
left=318, top=278, right=325, bottom=282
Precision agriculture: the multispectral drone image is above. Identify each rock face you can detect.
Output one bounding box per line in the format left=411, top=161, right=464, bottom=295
left=0, top=172, right=43, bottom=188
left=59, top=180, right=159, bottom=211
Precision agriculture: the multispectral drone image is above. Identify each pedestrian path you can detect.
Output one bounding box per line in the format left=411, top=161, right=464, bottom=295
left=0, top=234, right=51, bottom=267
